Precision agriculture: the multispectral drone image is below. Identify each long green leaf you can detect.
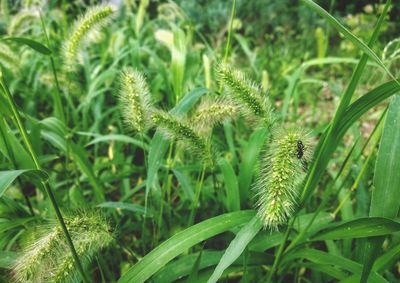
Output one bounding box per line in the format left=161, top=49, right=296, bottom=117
left=0, top=169, right=48, bottom=197
left=361, top=94, right=400, bottom=281
left=238, top=128, right=268, bottom=204
left=118, top=210, right=255, bottom=283
left=312, top=217, right=400, bottom=241
left=285, top=248, right=386, bottom=283
left=207, top=216, right=262, bottom=283
left=1, top=36, right=51, bottom=55
left=219, top=158, right=240, bottom=211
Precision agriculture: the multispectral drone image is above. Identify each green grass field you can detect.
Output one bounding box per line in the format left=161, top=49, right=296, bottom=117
left=0, top=0, right=400, bottom=282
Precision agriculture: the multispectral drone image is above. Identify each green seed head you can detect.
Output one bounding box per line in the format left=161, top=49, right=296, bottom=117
left=255, top=129, right=313, bottom=230
left=12, top=210, right=113, bottom=283
left=63, top=4, right=115, bottom=69
left=216, top=63, right=273, bottom=128
left=118, top=68, right=153, bottom=134
left=8, top=9, right=39, bottom=35
left=190, top=95, right=238, bottom=136
left=152, top=111, right=213, bottom=165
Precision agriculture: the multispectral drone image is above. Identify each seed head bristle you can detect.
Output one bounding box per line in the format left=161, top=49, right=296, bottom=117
left=190, top=95, right=238, bottom=135
left=118, top=68, right=153, bottom=134
left=255, top=129, right=312, bottom=230
left=63, top=4, right=115, bottom=69
left=216, top=63, right=273, bottom=128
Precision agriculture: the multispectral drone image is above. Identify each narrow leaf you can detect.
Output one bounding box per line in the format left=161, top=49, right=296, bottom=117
left=2, top=36, right=51, bottom=55
left=118, top=210, right=255, bottom=283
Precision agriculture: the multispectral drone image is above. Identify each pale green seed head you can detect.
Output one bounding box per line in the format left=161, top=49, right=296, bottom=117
left=190, top=95, right=238, bottom=136
left=216, top=63, right=273, bottom=128
left=255, top=129, right=313, bottom=230
left=12, top=210, right=113, bottom=283
left=152, top=111, right=214, bottom=165
left=118, top=68, right=153, bottom=134
left=63, top=4, right=115, bottom=69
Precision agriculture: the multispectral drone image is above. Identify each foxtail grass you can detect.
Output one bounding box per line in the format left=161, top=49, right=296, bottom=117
left=63, top=4, right=115, bottom=69
left=118, top=68, right=153, bottom=134
left=255, top=129, right=312, bottom=230
left=12, top=210, right=113, bottom=283
left=216, top=63, right=273, bottom=128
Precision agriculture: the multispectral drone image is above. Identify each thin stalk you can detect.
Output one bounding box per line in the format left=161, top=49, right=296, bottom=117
left=0, top=73, right=89, bottom=283
left=266, top=218, right=294, bottom=283
left=188, top=163, right=206, bottom=226
left=38, top=10, right=66, bottom=125
left=218, top=0, right=237, bottom=94
left=299, top=0, right=391, bottom=204
left=223, top=0, right=236, bottom=64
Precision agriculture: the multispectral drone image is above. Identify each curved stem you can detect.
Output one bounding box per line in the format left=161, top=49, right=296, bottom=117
left=0, top=73, right=89, bottom=283
left=266, top=218, right=294, bottom=283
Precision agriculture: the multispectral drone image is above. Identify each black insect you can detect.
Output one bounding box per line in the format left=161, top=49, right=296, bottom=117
left=296, top=140, right=304, bottom=159
left=296, top=140, right=308, bottom=171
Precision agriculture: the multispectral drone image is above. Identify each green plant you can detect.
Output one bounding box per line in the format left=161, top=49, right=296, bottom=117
left=1, top=0, right=400, bottom=282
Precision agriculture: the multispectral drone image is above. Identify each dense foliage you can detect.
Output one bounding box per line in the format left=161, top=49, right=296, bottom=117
left=0, top=0, right=400, bottom=282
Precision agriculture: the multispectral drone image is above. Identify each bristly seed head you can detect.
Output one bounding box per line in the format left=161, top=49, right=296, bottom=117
left=190, top=95, right=238, bottom=136
left=216, top=63, right=273, bottom=128
left=12, top=210, right=113, bottom=283
left=63, top=4, right=115, bottom=69
left=151, top=110, right=214, bottom=165
left=118, top=68, right=153, bottom=134
left=254, top=129, right=312, bottom=230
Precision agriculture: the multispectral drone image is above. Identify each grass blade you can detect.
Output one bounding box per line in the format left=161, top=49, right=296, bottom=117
left=361, top=94, right=400, bottom=281
left=219, top=158, right=240, bottom=211
left=311, top=217, right=400, bottom=241
left=0, top=169, right=48, bottom=197
left=118, top=210, right=255, bottom=283
left=207, top=215, right=262, bottom=283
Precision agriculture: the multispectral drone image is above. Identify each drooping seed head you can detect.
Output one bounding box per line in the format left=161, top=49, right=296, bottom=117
left=255, top=129, right=312, bottom=230
left=216, top=63, right=273, bottom=128
left=151, top=110, right=213, bottom=165
left=8, top=9, right=39, bottom=35
left=190, top=95, right=238, bottom=136
left=0, top=42, right=19, bottom=74
left=12, top=210, right=113, bottom=283
left=63, top=4, right=115, bottom=69
left=118, top=68, right=153, bottom=134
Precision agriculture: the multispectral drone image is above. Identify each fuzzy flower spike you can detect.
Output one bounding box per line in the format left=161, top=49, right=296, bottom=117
left=63, top=4, right=115, bottom=68
left=12, top=210, right=113, bottom=283
left=255, top=129, right=312, bottom=230
left=118, top=68, right=153, bottom=134
left=152, top=110, right=214, bottom=165
left=216, top=63, right=273, bottom=128
left=190, top=95, right=238, bottom=136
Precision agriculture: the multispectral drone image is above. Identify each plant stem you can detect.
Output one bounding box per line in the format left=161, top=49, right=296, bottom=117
left=38, top=9, right=66, bottom=125
left=223, top=0, right=236, bottom=64
left=266, top=218, right=294, bottom=283
left=188, top=163, right=206, bottom=226
left=0, top=73, right=89, bottom=283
